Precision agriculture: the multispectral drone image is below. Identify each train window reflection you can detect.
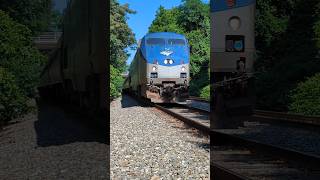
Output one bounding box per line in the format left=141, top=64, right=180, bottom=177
left=168, top=39, right=185, bottom=45
left=147, top=38, right=165, bottom=45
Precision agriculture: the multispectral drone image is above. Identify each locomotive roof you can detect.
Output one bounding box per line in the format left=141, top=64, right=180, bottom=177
left=210, top=0, right=255, bottom=12
left=143, top=32, right=186, bottom=40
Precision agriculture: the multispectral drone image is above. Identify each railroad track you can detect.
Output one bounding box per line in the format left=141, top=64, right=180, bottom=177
left=253, top=110, right=320, bottom=127
left=126, top=94, right=320, bottom=179
left=188, top=97, right=320, bottom=127
left=153, top=103, right=210, bottom=135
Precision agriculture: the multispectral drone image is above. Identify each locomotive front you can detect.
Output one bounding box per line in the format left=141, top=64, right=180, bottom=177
left=211, top=0, right=256, bottom=116
left=142, top=32, right=190, bottom=103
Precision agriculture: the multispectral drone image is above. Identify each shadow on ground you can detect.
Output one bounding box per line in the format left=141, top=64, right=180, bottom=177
left=34, top=101, right=106, bottom=147
left=186, top=140, right=210, bottom=152
left=120, top=94, right=150, bottom=108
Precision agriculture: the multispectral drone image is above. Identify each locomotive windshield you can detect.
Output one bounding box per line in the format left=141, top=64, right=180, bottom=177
left=168, top=39, right=185, bottom=45
left=146, top=38, right=165, bottom=45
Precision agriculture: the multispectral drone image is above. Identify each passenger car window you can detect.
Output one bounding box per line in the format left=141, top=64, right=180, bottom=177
left=168, top=39, right=185, bottom=45
left=146, top=38, right=165, bottom=45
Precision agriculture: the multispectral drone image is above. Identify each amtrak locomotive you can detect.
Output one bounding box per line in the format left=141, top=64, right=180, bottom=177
left=38, top=0, right=107, bottom=128
left=211, top=0, right=256, bottom=119
left=123, top=32, right=190, bottom=103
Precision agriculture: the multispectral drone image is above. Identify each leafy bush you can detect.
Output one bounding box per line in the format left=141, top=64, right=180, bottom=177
left=200, top=85, right=210, bottom=101
left=0, top=68, right=28, bottom=123
left=289, top=73, right=320, bottom=116
left=0, top=10, right=46, bottom=97
left=110, top=65, right=124, bottom=99
left=110, top=0, right=136, bottom=71
left=0, top=0, right=52, bottom=33
left=0, top=10, right=45, bottom=122
left=254, top=0, right=320, bottom=111
left=110, top=0, right=135, bottom=99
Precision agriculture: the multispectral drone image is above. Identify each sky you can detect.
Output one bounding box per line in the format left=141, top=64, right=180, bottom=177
left=53, top=0, right=67, bottom=13
left=52, top=0, right=209, bottom=65
left=119, top=0, right=209, bottom=65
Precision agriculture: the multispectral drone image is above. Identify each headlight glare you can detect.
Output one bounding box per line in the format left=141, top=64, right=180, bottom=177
left=169, top=59, right=174, bottom=64
left=152, top=66, right=157, bottom=71
left=181, top=66, right=186, bottom=72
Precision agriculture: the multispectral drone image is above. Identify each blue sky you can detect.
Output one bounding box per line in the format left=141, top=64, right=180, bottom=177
left=52, top=0, right=210, bottom=65
left=119, top=0, right=209, bottom=65
left=53, top=0, right=67, bottom=13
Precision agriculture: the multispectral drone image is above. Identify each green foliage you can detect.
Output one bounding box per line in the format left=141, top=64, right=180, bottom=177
left=177, top=0, right=210, bottom=32
left=0, top=0, right=52, bottom=33
left=110, top=0, right=135, bottom=99
left=0, top=68, right=28, bottom=123
left=149, top=0, right=210, bottom=96
left=110, top=0, right=136, bottom=72
left=255, top=0, right=320, bottom=111
left=255, top=0, right=289, bottom=50
left=0, top=10, right=47, bottom=97
left=186, top=30, right=210, bottom=76
left=50, top=10, right=63, bottom=31
left=149, top=6, right=184, bottom=33
left=289, top=73, right=320, bottom=116
left=200, top=85, right=210, bottom=101
left=110, top=65, right=124, bottom=98
left=314, top=2, right=320, bottom=49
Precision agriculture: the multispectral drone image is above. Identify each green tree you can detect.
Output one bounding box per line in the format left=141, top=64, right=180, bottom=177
left=0, top=10, right=46, bottom=97
left=110, top=0, right=136, bottom=99
left=200, top=85, right=210, bottom=101
left=149, top=6, right=184, bottom=33
left=50, top=10, right=63, bottom=31
left=289, top=73, right=320, bottom=116
left=110, top=65, right=124, bottom=99
left=110, top=0, right=136, bottom=72
left=177, top=0, right=210, bottom=32
left=0, top=68, right=28, bottom=123
left=314, top=2, right=320, bottom=49
left=255, top=0, right=320, bottom=110
left=0, top=0, right=52, bottom=33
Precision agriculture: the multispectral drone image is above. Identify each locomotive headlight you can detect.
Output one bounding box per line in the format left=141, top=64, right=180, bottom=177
left=181, top=66, right=186, bottom=72
left=152, top=66, right=157, bottom=71
left=169, top=59, right=174, bottom=64
left=164, top=59, right=169, bottom=64
left=229, top=16, right=241, bottom=31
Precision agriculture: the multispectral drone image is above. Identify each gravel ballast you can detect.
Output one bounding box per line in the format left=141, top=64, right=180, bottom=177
left=0, top=103, right=108, bottom=179
left=111, top=95, right=209, bottom=179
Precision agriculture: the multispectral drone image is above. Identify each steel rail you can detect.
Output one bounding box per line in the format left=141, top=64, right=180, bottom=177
left=211, top=163, right=250, bottom=180
left=188, top=96, right=210, bottom=103
left=131, top=94, right=320, bottom=166
left=153, top=103, right=211, bottom=135
left=127, top=94, right=320, bottom=179
left=189, top=97, right=320, bottom=126
left=253, top=110, right=320, bottom=126
left=152, top=98, right=320, bottom=178
left=211, top=130, right=320, bottom=168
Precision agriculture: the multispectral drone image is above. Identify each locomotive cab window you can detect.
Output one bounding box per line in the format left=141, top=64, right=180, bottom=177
left=225, top=35, right=245, bottom=52
left=146, top=38, right=165, bottom=45
left=168, top=39, right=185, bottom=45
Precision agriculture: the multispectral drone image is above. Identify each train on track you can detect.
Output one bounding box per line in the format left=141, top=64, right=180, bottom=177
left=38, top=0, right=107, bottom=126
left=123, top=32, right=190, bottom=103
left=210, top=0, right=256, bottom=117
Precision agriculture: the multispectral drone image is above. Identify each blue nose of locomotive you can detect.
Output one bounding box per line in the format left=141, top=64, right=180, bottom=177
left=141, top=32, right=190, bottom=66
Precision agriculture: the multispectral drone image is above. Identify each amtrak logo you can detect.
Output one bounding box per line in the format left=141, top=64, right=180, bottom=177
left=160, top=49, right=173, bottom=56
left=226, top=0, right=236, bottom=8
